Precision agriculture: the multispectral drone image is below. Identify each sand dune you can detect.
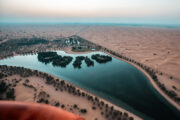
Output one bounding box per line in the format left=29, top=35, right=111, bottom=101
left=78, top=26, right=180, bottom=80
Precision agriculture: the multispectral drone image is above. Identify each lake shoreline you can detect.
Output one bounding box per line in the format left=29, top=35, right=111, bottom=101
left=64, top=48, right=180, bottom=111
left=0, top=50, right=141, bottom=120
left=0, top=48, right=179, bottom=119
left=104, top=50, right=180, bottom=112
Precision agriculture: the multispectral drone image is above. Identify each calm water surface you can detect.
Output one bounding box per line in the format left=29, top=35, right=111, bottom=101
left=0, top=51, right=179, bottom=120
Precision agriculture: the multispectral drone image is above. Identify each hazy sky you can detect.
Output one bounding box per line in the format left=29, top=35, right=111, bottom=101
left=0, top=0, right=180, bottom=24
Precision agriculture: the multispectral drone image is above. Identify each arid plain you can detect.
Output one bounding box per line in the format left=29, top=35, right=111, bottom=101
left=1, top=25, right=180, bottom=80
left=0, top=24, right=180, bottom=119
left=1, top=24, right=180, bottom=98
left=78, top=26, right=180, bottom=80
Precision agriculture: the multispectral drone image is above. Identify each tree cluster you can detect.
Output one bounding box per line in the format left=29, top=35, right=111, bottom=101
left=84, top=57, right=94, bottom=67
left=17, top=38, right=48, bottom=46
left=38, top=51, right=58, bottom=64
left=73, top=56, right=85, bottom=68
left=92, top=54, right=112, bottom=63
left=38, top=51, right=73, bottom=67
left=0, top=80, right=15, bottom=100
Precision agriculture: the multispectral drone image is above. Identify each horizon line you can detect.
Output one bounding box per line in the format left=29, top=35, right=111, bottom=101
left=0, top=22, right=180, bottom=27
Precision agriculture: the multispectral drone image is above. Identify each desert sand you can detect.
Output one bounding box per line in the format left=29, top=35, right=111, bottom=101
left=6, top=75, right=107, bottom=120
left=78, top=26, right=180, bottom=81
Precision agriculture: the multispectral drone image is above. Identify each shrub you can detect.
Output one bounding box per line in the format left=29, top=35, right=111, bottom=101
left=25, top=79, right=29, bottom=83
left=0, top=81, right=7, bottom=93
left=170, top=76, right=173, bottom=79
left=45, top=100, right=49, bottom=104
left=73, top=104, right=77, bottom=108
left=123, top=112, right=128, bottom=117
left=92, top=106, right=96, bottom=110
left=168, top=90, right=177, bottom=98
left=129, top=117, right=134, bottom=120
left=61, top=104, right=65, bottom=108
left=55, top=102, right=60, bottom=107
left=6, top=88, right=15, bottom=100
left=80, top=109, right=87, bottom=114
left=0, top=73, right=3, bottom=79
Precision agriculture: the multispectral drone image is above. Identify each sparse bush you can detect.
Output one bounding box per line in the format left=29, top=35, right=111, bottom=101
left=123, top=112, right=128, bottom=117
left=168, top=90, right=177, bottom=98
left=129, top=117, right=134, bottom=120
left=73, top=104, right=77, bottom=108
left=25, top=79, right=29, bottom=83
left=45, top=100, right=49, bottom=104
left=55, top=102, right=60, bottom=107
left=0, top=73, right=3, bottom=79
left=80, top=109, right=87, bottom=114
left=0, top=81, right=7, bottom=93
left=101, top=112, right=104, bottom=115
left=61, top=104, right=65, bottom=108
left=6, top=88, right=15, bottom=100
left=172, top=86, right=177, bottom=90
left=92, top=106, right=96, bottom=110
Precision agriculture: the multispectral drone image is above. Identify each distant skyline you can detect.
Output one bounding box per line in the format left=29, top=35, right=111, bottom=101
left=0, top=0, right=180, bottom=25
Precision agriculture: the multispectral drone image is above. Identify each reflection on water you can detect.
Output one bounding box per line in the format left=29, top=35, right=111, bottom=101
left=0, top=51, right=179, bottom=120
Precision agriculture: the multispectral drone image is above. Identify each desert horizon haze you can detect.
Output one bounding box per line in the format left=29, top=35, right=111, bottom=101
left=0, top=0, right=180, bottom=25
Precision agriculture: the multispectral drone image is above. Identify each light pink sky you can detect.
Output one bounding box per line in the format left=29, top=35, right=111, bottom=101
left=0, top=0, right=180, bottom=24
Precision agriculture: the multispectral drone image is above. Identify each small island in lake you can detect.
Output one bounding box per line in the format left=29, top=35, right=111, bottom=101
left=92, top=54, right=112, bottom=63
left=52, top=56, right=73, bottom=67
left=38, top=52, right=111, bottom=68
left=37, top=52, right=59, bottom=64
left=84, top=57, right=94, bottom=67
left=38, top=52, right=73, bottom=67
left=73, top=56, right=94, bottom=68
left=73, top=56, right=85, bottom=68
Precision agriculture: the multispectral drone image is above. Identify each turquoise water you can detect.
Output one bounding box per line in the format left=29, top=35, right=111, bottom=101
left=0, top=51, right=179, bottom=119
